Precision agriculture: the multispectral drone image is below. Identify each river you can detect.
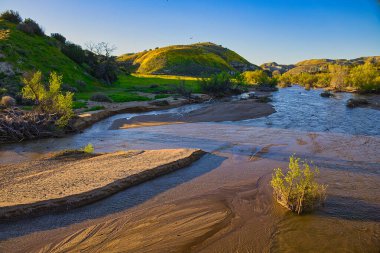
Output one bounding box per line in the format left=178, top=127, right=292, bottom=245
left=0, top=86, right=379, bottom=252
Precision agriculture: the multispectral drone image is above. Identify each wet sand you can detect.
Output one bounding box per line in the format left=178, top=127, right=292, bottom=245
left=1, top=87, right=379, bottom=253
left=110, top=100, right=275, bottom=129
left=0, top=149, right=205, bottom=220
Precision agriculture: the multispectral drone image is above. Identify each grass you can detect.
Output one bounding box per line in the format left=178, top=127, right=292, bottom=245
left=108, top=93, right=151, bottom=102
left=72, top=101, right=87, bottom=109
left=74, top=74, right=201, bottom=102
left=0, top=19, right=99, bottom=91
left=154, top=94, right=171, bottom=99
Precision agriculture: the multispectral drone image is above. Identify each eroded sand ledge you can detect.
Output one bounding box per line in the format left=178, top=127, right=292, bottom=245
left=0, top=149, right=205, bottom=220
left=110, top=100, right=275, bottom=130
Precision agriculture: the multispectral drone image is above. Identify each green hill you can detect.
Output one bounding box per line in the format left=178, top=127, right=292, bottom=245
left=117, top=42, right=259, bottom=76
left=0, top=19, right=98, bottom=96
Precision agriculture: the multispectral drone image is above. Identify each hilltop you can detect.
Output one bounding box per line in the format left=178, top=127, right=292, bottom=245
left=117, top=42, right=259, bottom=76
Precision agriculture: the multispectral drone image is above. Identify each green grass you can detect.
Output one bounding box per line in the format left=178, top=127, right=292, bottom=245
left=154, top=94, right=171, bottom=99
left=74, top=74, right=201, bottom=102
left=72, top=101, right=87, bottom=109
left=108, top=93, right=151, bottom=103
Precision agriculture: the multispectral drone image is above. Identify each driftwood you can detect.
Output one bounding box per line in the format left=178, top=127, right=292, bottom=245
left=0, top=108, right=62, bottom=144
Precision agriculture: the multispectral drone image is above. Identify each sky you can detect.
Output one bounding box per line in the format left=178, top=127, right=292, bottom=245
left=1, top=0, right=379, bottom=64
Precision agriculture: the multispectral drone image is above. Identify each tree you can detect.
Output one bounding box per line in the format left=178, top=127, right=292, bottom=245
left=22, top=71, right=74, bottom=127
left=329, top=64, right=349, bottom=90
left=348, top=62, right=380, bottom=92
left=85, top=42, right=118, bottom=84
left=0, top=10, right=22, bottom=24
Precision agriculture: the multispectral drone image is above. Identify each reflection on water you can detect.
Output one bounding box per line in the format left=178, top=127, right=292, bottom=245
left=0, top=86, right=379, bottom=252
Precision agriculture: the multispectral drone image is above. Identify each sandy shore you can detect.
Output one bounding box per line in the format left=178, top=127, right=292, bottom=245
left=110, top=100, right=275, bottom=130
left=0, top=149, right=205, bottom=220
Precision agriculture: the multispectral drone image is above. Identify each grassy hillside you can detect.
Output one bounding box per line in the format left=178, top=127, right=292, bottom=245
left=0, top=19, right=101, bottom=95
left=118, top=42, right=258, bottom=76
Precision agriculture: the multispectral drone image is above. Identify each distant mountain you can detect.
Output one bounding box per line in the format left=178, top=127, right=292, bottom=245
left=260, top=62, right=295, bottom=74
left=286, top=56, right=380, bottom=75
left=117, top=42, right=259, bottom=76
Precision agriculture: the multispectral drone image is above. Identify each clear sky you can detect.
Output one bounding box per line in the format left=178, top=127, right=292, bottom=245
left=1, top=0, right=379, bottom=64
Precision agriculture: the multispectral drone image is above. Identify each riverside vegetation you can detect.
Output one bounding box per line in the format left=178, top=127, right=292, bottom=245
left=271, top=156, right=327, bottom=214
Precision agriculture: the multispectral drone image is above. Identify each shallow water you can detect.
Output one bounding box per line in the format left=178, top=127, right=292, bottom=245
left=0, top=86, right=379, bottom=252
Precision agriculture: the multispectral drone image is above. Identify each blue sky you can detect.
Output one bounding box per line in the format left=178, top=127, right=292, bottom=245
left=1, top=0, right=379, bottom=64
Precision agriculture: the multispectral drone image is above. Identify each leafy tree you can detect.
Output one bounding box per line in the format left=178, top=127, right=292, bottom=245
left=243, top=70, right=277, bottom=87
left=17, top=18, right=45, bottom=36
left=51, top=33, right=66, bottom=43
left=348, top=62, right=380, bottom=92
left=22, top=71, right=74, bottom=127
left=0, top=10, right=22, bottom=24
left=199, top=71, right=242, bottom=96
left=329, top=64, right=349, bottom=90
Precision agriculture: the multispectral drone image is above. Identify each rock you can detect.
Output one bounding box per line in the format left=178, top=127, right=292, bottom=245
left=190, top=93, right=212, bottom=102
left=0, top=96, right=16, bottom=107
left=346, top=98, right=369, bottom=108
left=320, top=91, right=334, bottom=98
left=0, top=62, right=14, bottom=76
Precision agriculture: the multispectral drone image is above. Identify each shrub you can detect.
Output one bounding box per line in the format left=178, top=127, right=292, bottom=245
left=175, top=80, right=192, bottom=98
left=271, top=155, right=327, bottom=214
left=0, top=10, right=22, bottom=24
left=61, top=83, right=78, bottom=93
left=62, top=42, right=86, bottom=64
left=17, top=18, right=45, bottom=36
left=90, top=93, right=113, bottom=102
left=82, top=143, right=94, bottom=153
left=348, top=62, right=380, bottom=92
left=243, top=70, right=278, bottom=88
left=200, top=71, right=241, bottom=96
left=51, top=33, right=66, bottom=43
left=22, top=71, right=74, bottom=127
left=1, top=96, right=16, bottom=107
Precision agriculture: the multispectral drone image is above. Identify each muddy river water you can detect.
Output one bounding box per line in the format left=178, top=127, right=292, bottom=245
left=0, top=86, right=379, bottom=252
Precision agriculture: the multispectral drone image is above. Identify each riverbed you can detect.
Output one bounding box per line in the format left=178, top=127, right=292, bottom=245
left=0, top=86, right=379, bottom=252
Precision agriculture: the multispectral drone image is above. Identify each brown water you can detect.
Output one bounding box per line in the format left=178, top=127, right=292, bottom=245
left=0, top=86, right=379, bottom=252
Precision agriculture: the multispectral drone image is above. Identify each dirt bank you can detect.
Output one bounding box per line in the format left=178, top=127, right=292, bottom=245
left=110, top=100, right=275, bottom=130
left=0, top=149, right=205, bottom=220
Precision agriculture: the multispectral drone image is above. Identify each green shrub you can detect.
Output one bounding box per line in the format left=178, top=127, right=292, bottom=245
left=348, top=62, right=380, bottom=92
left=62, top=42, right=86, bottom=64
left=0, top=10, right=22, bottom=24
left=199, top=71, right=241, bottom=96
left=82, top=143, right=94, bottom=153
left=175, top=80, right=192, bottom=98
left=271, top=155, right=327, bottom=214
left=50, top=33, right=66, bottom=43
left=17, top=18, right=45, bottom=36
left=22, top=71, right=74, bottom=127
left=90, top=93, right=112, bottom=102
